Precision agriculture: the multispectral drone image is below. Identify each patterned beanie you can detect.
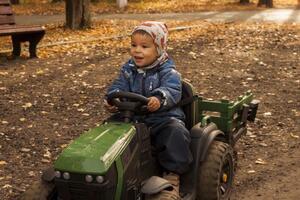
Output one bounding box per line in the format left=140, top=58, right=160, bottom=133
left=132, top=21, right=169, bottom=68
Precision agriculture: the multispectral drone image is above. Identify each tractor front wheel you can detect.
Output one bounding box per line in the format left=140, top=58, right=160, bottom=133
left=197, top=141, right=234, bottom=200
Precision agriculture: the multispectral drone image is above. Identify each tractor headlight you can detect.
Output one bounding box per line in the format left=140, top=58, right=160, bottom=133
left=96, top=176, right=104, bottom=183
left=63, top=172, right=70, bottom=180
left=55, top=171, right=61, bottom=178
left=85, top=175, right=93, bottom=183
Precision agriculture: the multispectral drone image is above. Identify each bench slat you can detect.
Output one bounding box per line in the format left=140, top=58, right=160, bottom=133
left=0, top=15, right=14, bottom=25
left=0, top=0, right=10, bottom=5
left=0, top=25, right=45, bottom=36
left=0, top=6, right=13, bottom=15
left=0, top=24, right=45, bottom=30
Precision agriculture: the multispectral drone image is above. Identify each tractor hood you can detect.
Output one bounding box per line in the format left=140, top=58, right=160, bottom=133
left=54, top=122, right=135, bottom=174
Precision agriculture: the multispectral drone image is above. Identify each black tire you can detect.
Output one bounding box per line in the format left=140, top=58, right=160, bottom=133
left=20, top=180, right=57, bottom=200
left=197, top=141, right=234, bottom=200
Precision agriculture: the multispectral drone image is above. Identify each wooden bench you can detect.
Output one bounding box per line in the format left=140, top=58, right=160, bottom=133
left=0, top=0, right=45, bottom=58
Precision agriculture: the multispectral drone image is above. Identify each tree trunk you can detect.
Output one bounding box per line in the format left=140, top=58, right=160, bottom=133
left=117, top=0, right=127, bottom=9
left=240, top=0, right=250, bottom=4
left=66, top=0, right=91, bottom=30
left=10, top=0, right=19, bottom=4
left=258, top=0, right=273, bottom=8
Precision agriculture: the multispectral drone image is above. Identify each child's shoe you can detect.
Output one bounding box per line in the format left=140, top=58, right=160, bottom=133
left=146, top=172, right=181, bottom=200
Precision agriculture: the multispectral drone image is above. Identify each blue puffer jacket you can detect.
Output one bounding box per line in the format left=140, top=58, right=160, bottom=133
left=107, top=58, right=185, bottom=126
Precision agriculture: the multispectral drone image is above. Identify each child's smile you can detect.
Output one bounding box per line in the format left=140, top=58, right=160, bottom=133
left=130, top=32, right=158, bottom=68
left=133, top=55, right=144, bottom=62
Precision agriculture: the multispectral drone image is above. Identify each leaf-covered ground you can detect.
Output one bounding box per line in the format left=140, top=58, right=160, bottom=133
left=11, top=0, right=300, bottom=16
left=0, top=19, right=299, bottom=199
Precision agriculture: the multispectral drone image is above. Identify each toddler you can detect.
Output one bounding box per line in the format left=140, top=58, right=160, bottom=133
left=105, top=21, right=192, bottom=199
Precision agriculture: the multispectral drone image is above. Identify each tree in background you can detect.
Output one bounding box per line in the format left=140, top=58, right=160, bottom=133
left=65, top=0, right=91, bottom=29
left=117, top=0, right=127, bottom=9
left=240, top=0, right=250, bottom=4
left=10, top=0, right=19, bottom=4
left=258, top=0, right=273, bottom=7
left=52, top=0, right=99, bottom=2
left=65, top=0, right=126, bottom=29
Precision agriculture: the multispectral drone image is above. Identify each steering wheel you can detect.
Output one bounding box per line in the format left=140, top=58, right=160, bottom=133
left=107, top=91, right=149, bottom=113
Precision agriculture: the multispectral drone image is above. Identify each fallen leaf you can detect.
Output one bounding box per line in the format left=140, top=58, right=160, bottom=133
left=19, top=118, right=26, bottom=122
left=0, top=161, right=7, bottom=165
left=2, top=184, right=12, bottom=189
left=41, top=159, right=50, bottom=163
left=21, top=148, right=31, bottom=153
left=28, top=171, right=35, bottom=177
left=0, top=72, right=8, bottom=76
left=292, top=109, right=300, bottom=117
left=36, top=69, right=45, bottom=74
left=263, top=112, right=272, bottom=117
left=259, top=142, right=268, bottom=147
left=255, top=158, right=267, bottom=165
left=290, top=133, right=299, bottom=139
left=43, top=150, right=52, bottom=159
left=22, top=103, right=33, bottom=109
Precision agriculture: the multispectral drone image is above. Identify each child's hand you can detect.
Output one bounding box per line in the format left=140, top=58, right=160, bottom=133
left=104, top=99, right=118, bottom=113
left=147, top=96, right=161, bottom=112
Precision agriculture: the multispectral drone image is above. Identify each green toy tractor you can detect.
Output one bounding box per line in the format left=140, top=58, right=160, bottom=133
left=22, top=80, right=259, bottom=200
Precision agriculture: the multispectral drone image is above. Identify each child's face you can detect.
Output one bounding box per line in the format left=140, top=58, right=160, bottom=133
left=130, top=32, right=158, bottom=68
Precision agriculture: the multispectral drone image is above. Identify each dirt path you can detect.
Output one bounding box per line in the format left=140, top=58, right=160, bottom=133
left=15, top=9, right=300, bottom=25
left=0, top=20, right=299, bottom=200
left=232, top=146, right=300, bottom=200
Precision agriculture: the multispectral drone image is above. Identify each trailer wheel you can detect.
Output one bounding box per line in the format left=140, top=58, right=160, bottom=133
left=21, top=180, right=57, bottom=200
left=197, top=141, right=234, bottom=200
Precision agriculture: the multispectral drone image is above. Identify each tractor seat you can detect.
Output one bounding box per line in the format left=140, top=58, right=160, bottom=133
left=180, top=80, right=198, bottom=130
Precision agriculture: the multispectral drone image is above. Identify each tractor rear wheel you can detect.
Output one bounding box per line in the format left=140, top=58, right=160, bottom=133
left=197, top=141, right=234, bottom=200
left=20, top=180, right=57, bottom=200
